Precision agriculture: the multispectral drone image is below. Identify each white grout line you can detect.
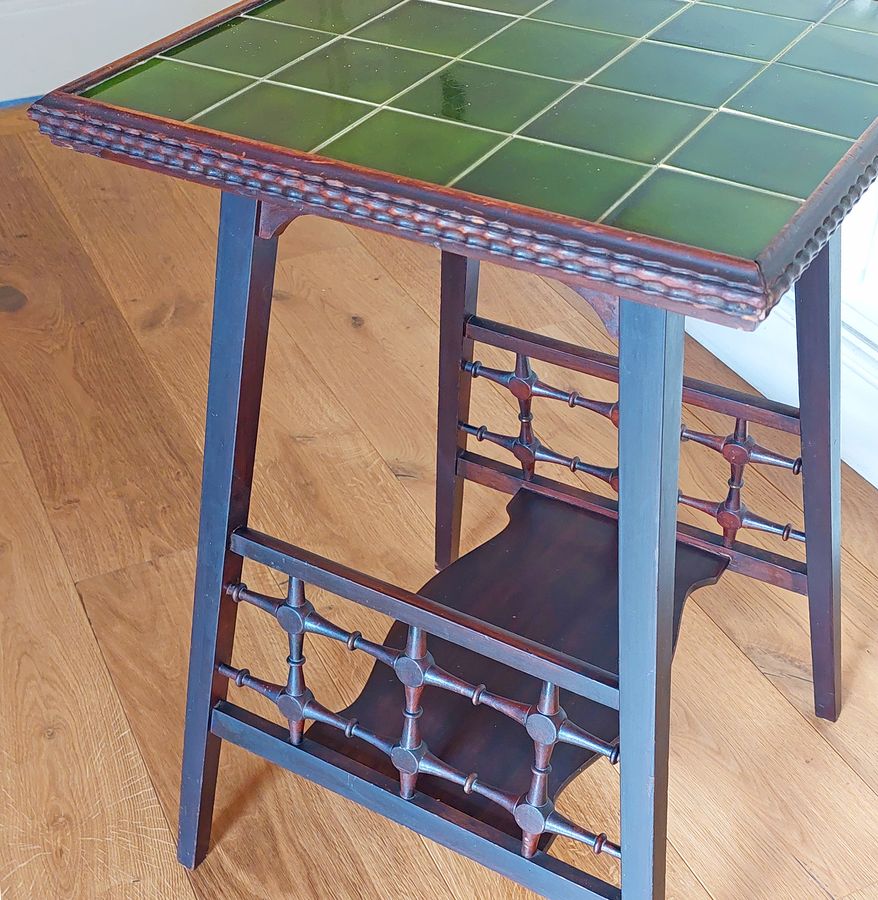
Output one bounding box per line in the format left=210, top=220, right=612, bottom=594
left=184, top=0, right=415, bottom=123
left=444, top=0, right=703, bottom=188
left=155, top=55, right=260, bottom=79
left=716, top=107, right=856, bottom=142
left=659, top=164, right=807, bottom=202
left=593, top=0, right=851, bottom=223
left=307, top=0, right=558, bottom=154
left=157, top=50, right=864, bottom=146
left=107, top=0, right=869, bottom=207
left=232, top=8, right=878, bottom=88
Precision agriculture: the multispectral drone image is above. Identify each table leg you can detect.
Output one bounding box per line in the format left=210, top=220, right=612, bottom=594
left=618, top=300, right=685, bottom=899
left=796, top=234, right=842, bottom=722
left=435, top=251, right=480, bottom=570
left=178, top=193, right=279, bottom=867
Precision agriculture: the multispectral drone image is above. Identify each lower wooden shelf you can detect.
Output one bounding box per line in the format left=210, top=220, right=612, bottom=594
left=307, top=490, right=727, bottom=848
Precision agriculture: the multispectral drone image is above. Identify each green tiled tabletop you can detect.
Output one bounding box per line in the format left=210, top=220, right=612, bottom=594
left=77, top=0, right=878, bottom=261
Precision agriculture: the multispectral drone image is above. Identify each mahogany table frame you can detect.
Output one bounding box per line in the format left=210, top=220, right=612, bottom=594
left=27, top=1, right=857, bottom=895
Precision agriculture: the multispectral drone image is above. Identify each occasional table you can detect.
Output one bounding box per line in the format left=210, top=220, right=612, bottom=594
left=31, top=0, right=872, bottom=896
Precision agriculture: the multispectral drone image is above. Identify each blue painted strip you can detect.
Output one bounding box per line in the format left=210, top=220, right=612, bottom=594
left=0, top=96, right=41, bottom=110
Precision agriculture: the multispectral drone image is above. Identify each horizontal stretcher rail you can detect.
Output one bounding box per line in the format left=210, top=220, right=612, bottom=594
left=466, top=316, right=802, bottom=434
left=229, top=527, right=621, bottom=709
left=211, top=701, right=621, bottom=900
left=458, top=452, right=808, bottom=596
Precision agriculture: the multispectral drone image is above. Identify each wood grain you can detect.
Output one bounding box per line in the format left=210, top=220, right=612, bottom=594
left=5, top=106, right=878, bottom=899
left=0, top=399, right=193, bottom=899
left=0, top=133, right=202, bottom=582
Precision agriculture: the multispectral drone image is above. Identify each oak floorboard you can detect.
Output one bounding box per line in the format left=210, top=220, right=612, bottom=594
left=0, top=132, right=202, bottom=582
left=542, top=305, right=878, bottom=800
left=844, top=882, right=878, bottom=900
left=0, top=398, right=194, bottom=899
left=6, top=107, right=878, bottom=898
left=268, top=240, right=878, bottom=899
left=77, top=550, right=461, bottom=900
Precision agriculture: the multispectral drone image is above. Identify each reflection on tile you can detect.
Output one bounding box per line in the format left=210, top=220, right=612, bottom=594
left=729, top=64, right=878, bottom=140
left=392, top=62, right=568, bottom=131
left=466, top=19, right=631, bottom=80
left=826, top=0, right=878, bottom=34
left=531, top=0, right=685, bottom=37
left=353, top=2, right=504, bottom=56
left=653, top=5, right=807, bottom=60
left=592, top=42, right=760, bottom=107
left=456, top=139, right=648, bottom=220
left=321, top=109, right=501, bottom=182
left=253, top=0, right=400, bottom=33
left=525, top=86, right=708, bottom=164
left=196, top=83, right=371, bottom=150
left=465, top=0, right=543, bottom=12
left=166, top=17, right=330, bottom=76
left=83, top=59, right=253, bottom=120
left=275, top=39, right=443, bottom=103
left=73, top=0, right=878, bottom=260
left=606, top=169, right=800, bottom=258
left=717, top=0, right=836, bottom=21
left=782, top=24, right=878, bottom=84
left=670, top=113, right=851, bottom=198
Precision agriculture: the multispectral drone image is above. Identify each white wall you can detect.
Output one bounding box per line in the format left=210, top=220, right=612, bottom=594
left=0, top=0, right=227, bottom=103
left=687, top=188, right=878, bottom=487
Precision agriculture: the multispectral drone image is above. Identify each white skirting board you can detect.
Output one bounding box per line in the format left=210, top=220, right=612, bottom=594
left=687, top=189, right=878, bottom=488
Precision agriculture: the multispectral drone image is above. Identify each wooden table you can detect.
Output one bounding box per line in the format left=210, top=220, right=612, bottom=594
left=30, top=0, right=873, bottom=896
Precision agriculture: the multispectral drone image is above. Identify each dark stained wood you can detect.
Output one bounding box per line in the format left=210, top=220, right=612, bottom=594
left=177, top=194, right=278, bottom=868
left=435, top=251, right=480, bottom=570
left=465, top=316, right=802, bottom=434
left=29, top=91, right=772, bottom=329
left=796, top=235, right=843, bottom=722
left=211, top=702, right=622, bottom=900
left=457, top=452, right=808, bottom=595
left=307, top=490, right=727, bottom=846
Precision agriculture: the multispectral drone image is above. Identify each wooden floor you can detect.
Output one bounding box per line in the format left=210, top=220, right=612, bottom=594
left=3, top=105, right=878, bottom=899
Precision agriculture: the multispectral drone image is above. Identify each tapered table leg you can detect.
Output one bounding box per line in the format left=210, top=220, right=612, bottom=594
left=178, top=193, right=279, bottom=867
left=618, top=300, right=686, bottom=899
left=435, top=251, right=480, bottom=570
left=796, top=233, right=842, bottom=722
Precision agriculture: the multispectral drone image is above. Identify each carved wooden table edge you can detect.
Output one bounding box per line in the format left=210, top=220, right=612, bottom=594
left=31, top=88, right=878, bottom=333
left=28, top=92, right=777, bottom=328
left=24, top=2, right=856, bottom=892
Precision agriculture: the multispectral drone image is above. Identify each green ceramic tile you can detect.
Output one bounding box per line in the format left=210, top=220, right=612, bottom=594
left=524, top=86, right=707, bottom=164
left=465, top=0, right=542, bottom=12
left=728, top=64, right=878, bottom=140
left=653, top=6, right=807, bottom=61
left=391, top=62, right=568, bottom=131
left=531, top=0, right=685, bottom=37
left=195, top=83, right=371, bottom=150
left=83, top=59, right=253, bottom=120
left=456, top=139, right=647, bottom=220
left=605, top=169, right=800, bottom=258
left=465, top=20, right=631, bottom=80
left=353, top=2, right=504, bottom=56
left=782, top=24, right=878, bottom=84
left=274, top=39, right=442, bottom=103
left=166, top=17, right=330, bottom=77
left=253, top=0, right=399, bottom=33
left=828, top=0, right=878, bottom=34
left=669, top=113, right=851, bottom=199
left=321, top=110, right=501, bottom=182
left=592, top=42, right=761, bottom=107
left=73, top=0, right=878, bottom=263
left=717, top=0, right=836, bottom=21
